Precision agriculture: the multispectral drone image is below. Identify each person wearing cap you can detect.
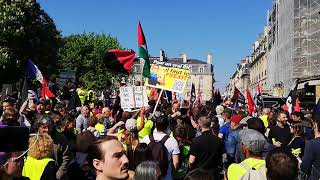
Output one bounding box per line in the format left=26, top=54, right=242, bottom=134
left=226, top=115, right=244, bottom=164
left=227, top=129, right=267, bottom=180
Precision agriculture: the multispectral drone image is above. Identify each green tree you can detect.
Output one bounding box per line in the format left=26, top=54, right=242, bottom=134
left=0, top=0, right=61, bottom=84
left=58, top=33, right=126, bottom=89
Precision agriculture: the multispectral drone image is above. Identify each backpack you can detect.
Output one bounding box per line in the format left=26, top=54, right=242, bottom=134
left=148, top=134, right=170, bottom=176
left=239, top=161, right=267, bottom=180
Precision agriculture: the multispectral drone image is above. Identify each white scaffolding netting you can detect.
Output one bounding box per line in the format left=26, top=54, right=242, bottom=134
left=267, top=0, right=320, bottom=96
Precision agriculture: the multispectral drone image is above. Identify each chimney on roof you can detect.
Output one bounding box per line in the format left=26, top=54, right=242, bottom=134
left=160, top=49, right=166, bottom=61
left=207, top=53, right=213, bottom=64
left=180, top=53, right=187, bottom=63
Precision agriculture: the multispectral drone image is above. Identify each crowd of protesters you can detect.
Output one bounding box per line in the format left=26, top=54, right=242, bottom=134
left=0, top=79, right=320, bottom=180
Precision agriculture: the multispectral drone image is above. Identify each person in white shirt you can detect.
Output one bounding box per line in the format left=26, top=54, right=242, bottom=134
left=141, top=116, right=180, bottom=180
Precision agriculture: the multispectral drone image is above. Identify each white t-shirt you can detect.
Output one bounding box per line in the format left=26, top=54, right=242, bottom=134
left=141, top=131, right=180, bottom=180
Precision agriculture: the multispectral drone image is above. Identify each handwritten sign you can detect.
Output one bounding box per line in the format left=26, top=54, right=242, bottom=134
left=120, top=87, right=135, bottom=109
left=120, top=86, right=149, bottom=109
left=134, top=86, right=149, bottom=108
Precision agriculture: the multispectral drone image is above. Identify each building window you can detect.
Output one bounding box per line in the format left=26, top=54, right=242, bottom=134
left=132, top=78, right=136, bottom=85
left=265, top=70, right=266, bottom=75
left=199, top=66, right=205, bottom=73
left=186, top=92, right=191, bottom=97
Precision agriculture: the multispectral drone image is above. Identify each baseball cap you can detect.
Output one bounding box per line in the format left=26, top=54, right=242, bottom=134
left=231, top=115, right=242, bottom=124
left=239, top=129, right=266, bottom=153
left=125, top=118, right=137, bottom=132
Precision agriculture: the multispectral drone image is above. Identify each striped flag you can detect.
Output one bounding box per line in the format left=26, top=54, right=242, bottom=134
left=138, top=21, right=151, bottom=77
left=26, top=59, right=55, bottom=99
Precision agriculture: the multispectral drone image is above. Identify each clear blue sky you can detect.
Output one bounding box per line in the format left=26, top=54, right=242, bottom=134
left=38, top=0, right=271, bottom=92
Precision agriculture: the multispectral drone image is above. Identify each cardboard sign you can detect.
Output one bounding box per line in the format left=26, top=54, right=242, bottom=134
left=145, top=60, right=191, bottom=93
left=120, top=87, right=135, bottom=109
left=120, top=86, right=149, bottom=109
left=134, top=86, right=149, bottom=108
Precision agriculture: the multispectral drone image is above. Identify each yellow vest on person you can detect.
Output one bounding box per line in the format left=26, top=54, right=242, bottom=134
left=260, top=115, right=269, bottom=128
left=22, top=156, right=54, bottom=180
left=77, top=88, right=87, bottom=105
left=227, top=158, right=266, bottom=180
left=95, top=123, right=105, bottom=133
left=87, top=90, right=96, bottom=101
left=137, top=117, right=154, bottom=140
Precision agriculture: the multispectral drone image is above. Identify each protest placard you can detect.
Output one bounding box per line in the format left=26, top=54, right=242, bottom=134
left=119, top=86, right=135, bottom=109
left=134, top=86, right=149, bottom=108
left=145, top=60, right=191, bottom=93
left=120, top=86, right=149, bottom=110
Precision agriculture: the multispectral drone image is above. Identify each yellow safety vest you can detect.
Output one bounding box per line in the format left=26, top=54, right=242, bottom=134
left=77, top=88, right=87, bottom=105
left=87, top=90, right=96, bottom=101
left=137, top=117, right=154, bottom=140
left=227, top=158, right=266, bottom=180
left=23, top=156, right=54, bottom=180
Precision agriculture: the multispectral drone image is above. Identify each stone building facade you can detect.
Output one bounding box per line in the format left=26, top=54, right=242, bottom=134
left=249, top=26, right=268, bottom=94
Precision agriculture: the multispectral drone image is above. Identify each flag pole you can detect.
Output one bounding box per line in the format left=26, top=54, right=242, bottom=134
left=152, top=89, right=163, bottom=116
left=140, top=58, right=145, bottom=108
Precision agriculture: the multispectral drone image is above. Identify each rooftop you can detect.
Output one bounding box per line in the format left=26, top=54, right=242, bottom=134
left=134, top=56, right=207, bottom=64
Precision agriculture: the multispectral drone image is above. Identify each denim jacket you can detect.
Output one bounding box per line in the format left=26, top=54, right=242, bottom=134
left=225, top=126, right=244, bottom=163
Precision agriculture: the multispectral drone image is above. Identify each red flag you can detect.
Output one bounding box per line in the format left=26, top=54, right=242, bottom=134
left=257, top=82, right=262, bottom=95
left=104, top=49, right=136, bottom=73
left=294, top=98, right=301, bottom=112
left=246, top=87, right=256, bottom=116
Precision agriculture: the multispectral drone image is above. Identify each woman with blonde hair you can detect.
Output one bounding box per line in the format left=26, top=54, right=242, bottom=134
left=22, top=133, right=56, bottom=180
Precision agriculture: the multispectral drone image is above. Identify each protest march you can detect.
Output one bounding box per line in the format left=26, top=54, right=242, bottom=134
left=2, top=1, right=320, bottom=180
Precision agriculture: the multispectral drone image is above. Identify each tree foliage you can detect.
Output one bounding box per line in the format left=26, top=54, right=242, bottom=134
left=58, top=33, right=126, bottom=89
left=0, top=0, right=61, bottom=84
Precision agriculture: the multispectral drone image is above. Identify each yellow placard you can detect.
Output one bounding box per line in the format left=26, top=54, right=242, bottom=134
left=145, top=60, right=191, bottom=93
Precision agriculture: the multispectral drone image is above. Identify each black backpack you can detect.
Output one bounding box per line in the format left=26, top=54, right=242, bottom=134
left=148, top=134, right=170, bottom=176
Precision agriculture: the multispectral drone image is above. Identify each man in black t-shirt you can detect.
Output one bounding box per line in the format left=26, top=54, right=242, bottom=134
left=268, top=111, right=291, bottom=147
left=188, top=116, right=223, bottom=175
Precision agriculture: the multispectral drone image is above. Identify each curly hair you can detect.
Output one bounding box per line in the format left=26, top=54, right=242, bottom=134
left=28, top=134, right=54, bottom=159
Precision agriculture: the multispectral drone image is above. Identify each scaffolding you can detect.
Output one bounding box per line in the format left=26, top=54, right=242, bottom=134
left=267, top=0, right=320, bottom=96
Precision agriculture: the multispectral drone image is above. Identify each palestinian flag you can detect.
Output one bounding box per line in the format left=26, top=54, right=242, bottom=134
left=138, top=21, right=151, bottom=77
left=104, top=49, right=136, bottom=73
